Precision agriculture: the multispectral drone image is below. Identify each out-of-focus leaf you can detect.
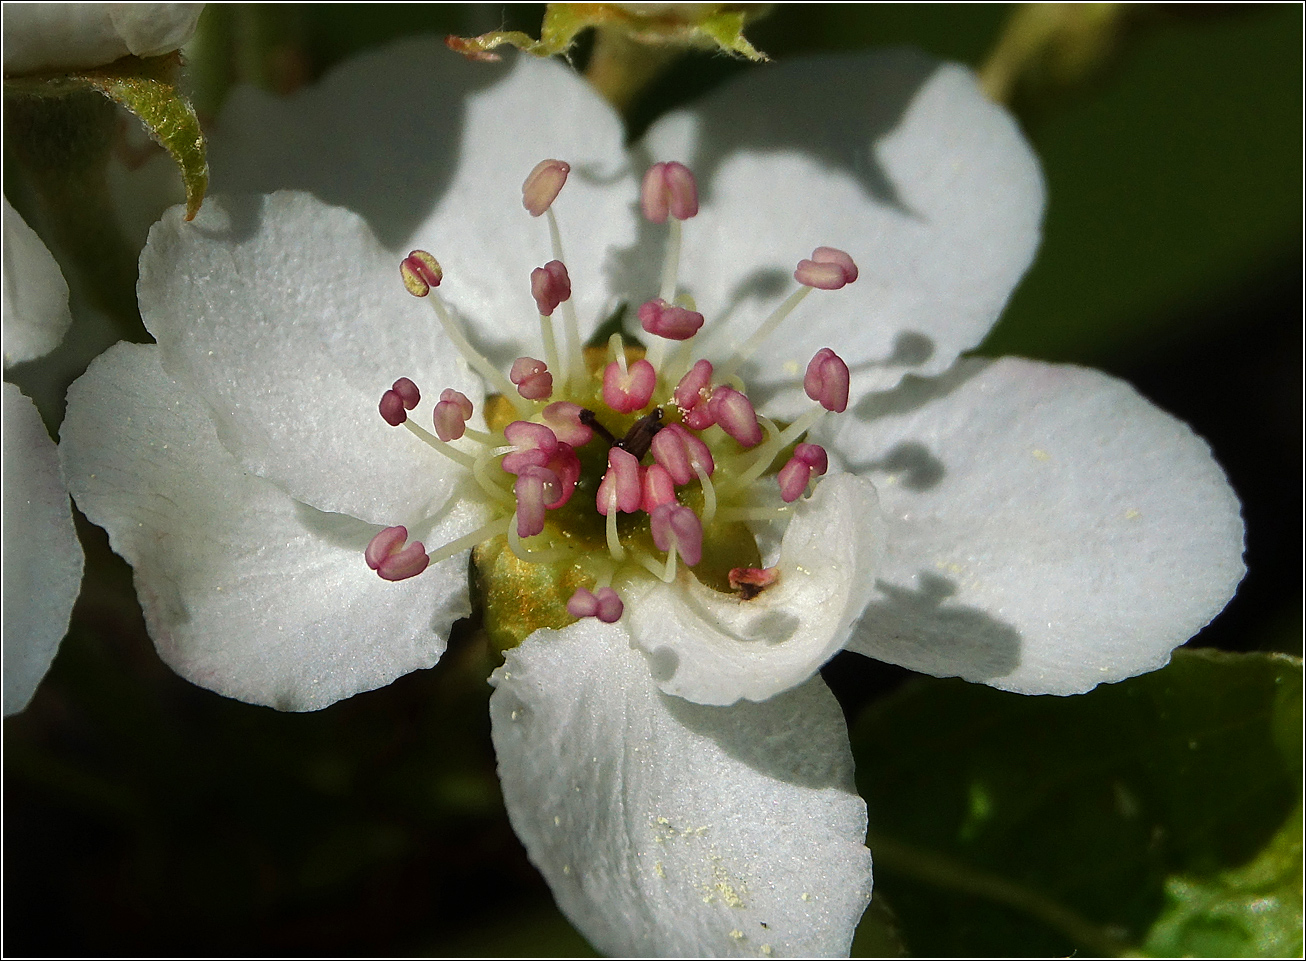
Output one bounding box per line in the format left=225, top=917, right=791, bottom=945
left=851, top=649, right=1302, bottom=956
left=982, top=6, right=1301, bottom=364
left=1142, top=802, right=1302, bottom=957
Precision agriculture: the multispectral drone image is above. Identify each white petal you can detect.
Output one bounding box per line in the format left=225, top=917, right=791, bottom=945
left=209, top=44, right=637, bottom=354
left=836, top=357, right=1245, bottom=694
left=3, top=383, right=83, bottom=715
left=639, top=51, right=1043, bottom=409
left=3, top=196, right=72, bottom=369
left=2, top=3, right=204, bottom=74
left=626, top=474, right=884, bottom=705
left=490, top=621, right=873, bottom=957
left=60, top=343, right=486, bottom=712
left=139, top=191, right=481, bottom=526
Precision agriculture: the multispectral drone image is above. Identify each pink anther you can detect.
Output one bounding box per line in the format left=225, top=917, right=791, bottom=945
left=804, top=347, right=850, bottom=413
left=400, top=250, right=443, bottom=297
left=794, top=246, right=858, bottom=290
left=531, top=260, right=572, bottom=316
left=541, top=402, right=593, bottom=447
left=432, top=388, right=474, bottom=442
left=708, top=386, right=763, bottom=447
left=638, top=298, right=705, bottom=341
left=641, top=161, right=699, bottom=223
left=392, top=378, right=420, bottom=409
left=502, top=421, right=559, bottom=474
left=510, top=356, right=554, bottom=401
left=567, top=586, right=624, bottom=623
left=379, top=389, right=408, bottom=427
left=596, top=447, right=642, bottom=516
left=522, top=159, right=571, bottom=217
left=365, top=525, right=430, bottom=581
left=641, top=464, right=677, bottom=514
left=673, top=359, right=715, bottom=427
left=542, top=443, right=580, bottom=507
left=650, top=422, right=715, bottom=486
left=650, top=503, right=704, bottom=567
left=729, top=566, right=779, bottom=599
left=602, top=358, right=657, bottom=414
left=777, top=443, right=829, bottom=502
left=514, top=466, right=561, bottom=538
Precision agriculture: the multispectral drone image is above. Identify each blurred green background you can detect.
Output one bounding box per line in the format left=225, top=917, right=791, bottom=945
left=5, top=4, right=1301, bottom=956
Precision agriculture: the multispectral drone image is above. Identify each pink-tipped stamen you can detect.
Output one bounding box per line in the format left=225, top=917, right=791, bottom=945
left=795, top=247, right=858, bottom=290
left=380, top=389, right=408, bottom=427
left=729, top=566, right=780, bottom=599
left=650, top=422, right=715, bottom=486
left=638, top=298, right=704, bottom=341
left=392, top=377, right=420, bottom=409
left=641, top=161, right=699, bottom=223
left=514, top=466, right=562, bottom=538
left=510, top=356, right=554, bottom=401
left=531, top=260, right=572, bottom=316
left=603, top=357, right=657, bottom=414
left=502, top=421, right=559, bottom=474
left=365, top=525, right=430, bottom=581
left=567, top=586, right=624, bottom=623
left=596, top=447, right=642, bottom=516
left=400, top=250, right=443, bottom=296
left=650, top=503, right=704, bottom=567
left=541, top=402, right=594, bottom=447
left=708, top=386, right=763, bottom=447
left=777, top=443, right=829, bottom=502
left=804, top=347, right=851, bottom=413
left=522, top=159, right=570, bottom=217
left=641, top=464, right=677, bottom=514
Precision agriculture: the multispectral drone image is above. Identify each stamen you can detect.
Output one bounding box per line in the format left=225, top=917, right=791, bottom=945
left=365, top=525, right=430, bottom=582
left=650, top=503, right=703, bottom=567
left=641, top=162, right=699, bottom=224
left=522, top=159, right=570, bottom=217
left=514, top=466, right=561, bottom=538
left=596, top=447, right=642, bottom=516
left=510, top=356, right=554, bottom=401
left=433, top=388, right=473, bottom=442
left=402, top=420, right=476, bottom=469
left=708, top=386, right=763, bottom=447
left=729, top=566, right=780, bottom=599
left=795, top=246, right=858, bottom=290
left=379, top=390, right=408, bottom=427
left=716, top=248, right=857, bottom=382
left=639, top=298, right=704, bottom=341
left=603, top=345, right=657, bottom=414
left=567, top=586, right=624, bottom=623
left=392, top=377, right=420, bottom=409
left=542, top=402, right=594, bottom=447
left=427, top=516, right=513, bottom=566
left=695, top=462, right=717, bottom=527
left=543, top=207, right=585, bottom=389
left=403, top=250, right=532, bottom=416
left=531, top=260, right=571, bottom=377
left=501, top=421, right=559, bottom=474
left=673, top=359, right=716, bottom=430
left=650, top=422, right=715, bottom=486
left=804, top=348, right=851, bottom=413
left=777, top=443, right=829, bottom=502
left=400, top=251, right=443, bottom=296
left=641, top=464, right=676, bottom=513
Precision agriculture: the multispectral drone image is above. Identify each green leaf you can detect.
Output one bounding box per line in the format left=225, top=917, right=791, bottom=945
left=851, top=649, right=1302, bottom=956
left=6, top=53, right=208, bottom=220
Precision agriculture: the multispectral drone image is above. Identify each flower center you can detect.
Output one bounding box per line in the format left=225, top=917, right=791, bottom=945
left=370, top=158, right=856, bottom=650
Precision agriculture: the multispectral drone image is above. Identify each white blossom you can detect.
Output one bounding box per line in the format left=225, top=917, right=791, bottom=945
left=59, top=45, right=1243, bottom=955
